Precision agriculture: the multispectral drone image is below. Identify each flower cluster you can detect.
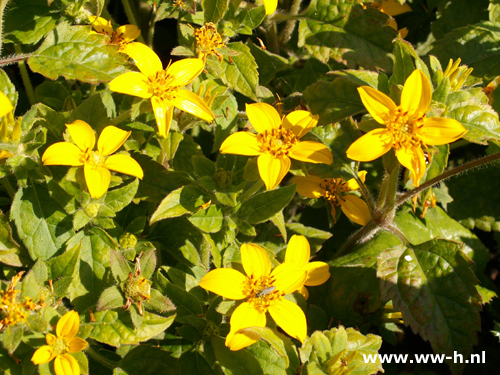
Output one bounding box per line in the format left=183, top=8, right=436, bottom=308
left=194, top=23, right=226, bottom=61
left=0, top=272, right=39, bottom=331
left=89, top=16, right=140, bottom=49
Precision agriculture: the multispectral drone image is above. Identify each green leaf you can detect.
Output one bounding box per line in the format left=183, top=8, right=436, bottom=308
left=4, top=0, right=59, bottom=44
left=203, top=0, right=229, bottom=23
left=96, top=286, right=126, bottom=311
left=212, top=336, right=264, bottom=375
left=188, top=205, right=224, bottom=233
left=28, top=23, right=128, bottom=84
left=0, top=213, right=29, bottom=267
left=298, top=1, right=396, bottom=71
left=150, top=186, right=209, bottom=223
left=46, top=242, right=80, bottom=278
left=389, top=40, right=416, bottom=87
left=0, top=69, right=18, bottom=109
left=303, top=78, right=365, bottom=125
left=247, top=40, right=289, bottom=86
left=238, top=185, right=296, bottom=224
left=139, top=250, right=157, bottom=280
left=476, top=285, right=497, bottom=304
left=157, top=132, right=184, bottom=162
left=145, top=288, right=176, bottom=313
left=430, top=21, right=500, bottom=82
left=110, top=250, right=132, bottom=283
left=206, top=42, right=258, bottom=100
left=87, top=309, right=175, bottom=346
left=35, top=81, right=70, bottom=111
left=330, top=69, right=379, bottom=88
left=11, top=184, right=75, bottom=261
left=212, top=92, right=239, bottom=153
left=178, top=351, right=216, bottom=375
left=118, top=345, right=177, bottom=375
left=104, top=179, right=140, bottom=214
left=1, top=325, right=23, bottom=354
left=172, top=135, right=203, bottom=174
left=377, top=239, right=481, bottom=374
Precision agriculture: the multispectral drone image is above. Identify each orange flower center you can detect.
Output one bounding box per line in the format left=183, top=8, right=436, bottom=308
left=320, top=178, right=350, bottom=207
left=0, top=289, right=37, bottom=328
left=147, top=70, right=177, bottom=100
left=82, top=150, right=105, bottom=169
left=386, top=107, right=424, bottom=150
left=257, top=127, right=299, bottom=157
left=194, top=23, right=226, bottom=61
left=243, top=275, right=283, bottom=313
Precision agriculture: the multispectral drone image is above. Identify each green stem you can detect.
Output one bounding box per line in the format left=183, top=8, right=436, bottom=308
left=395, top=151, right=500, bottom=208
left=334, top=220, right=379, bottom=258
left=147, top=2, right=157, bottom=48
left=239, top=180, right=264, bottom=202
left=0, top=53, right=31, bottom=67
left=85, top=346, right=120, bottom=369
left=0, top=0, right=10, bottom=55
left=14, top=45, right=36, bottom=106
left=121, top=0, right=146, bottom=44
left=279, top=0, right=301, bottom=44
left=380, top=165, right=400, bottom=218
left=265, top=19, right=279, bottom=54
left=110, top=109, right=131, bottom=125
left=1, top=177, right=16, bottom=199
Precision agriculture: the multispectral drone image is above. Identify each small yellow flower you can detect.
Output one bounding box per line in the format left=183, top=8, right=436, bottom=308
left=262, top=0, right=278, bottom=15
left=42, top=120, right=144, bottom=198
left=282, top=235, right=330, bottom=300
left=442, top=58, right=473, bottom=92
left=89, top=16, right=140, bottom=49
left=220, top=103, right=333, bottom=190
left=0, top=92, right=13, bottom=118
left=194, top=23, right=226, bottom=62
left=200, top=243, right=308, bottom=350
left=0, top=272, right=39, bottom=331
left=346, top=69, right=467, bottom=186
left=31, top=311, right=88, bottom=375
left=291, top=172, right=371, bottom=226
left=109, top=43, right=214, bottom=137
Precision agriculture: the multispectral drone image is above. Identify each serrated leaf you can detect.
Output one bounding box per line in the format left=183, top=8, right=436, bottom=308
left=139, top=249, right=157, bottom=280
left=188, top=205, right=224, bottom=233
left=377, top=239, right=481, bottom=374
left=11, top=184, right=75, bottom=261
left=150, top=185, right=209, bottom=223
left=28, top=23, right=128, bottom=84
left=206, top=42, right=258, bottom=100
left=203, top=0, right=229, bottom=23
left=87, top=309, right=175, bottom=347
left=238, top=185, right=296, bottom=224
left=4, top=0, right=59, bottom=44
left=298, top=1, right=396, bottom=71
left=96, top=286, right=126, bottom=311
left=303, top=78, right=365, bottom=125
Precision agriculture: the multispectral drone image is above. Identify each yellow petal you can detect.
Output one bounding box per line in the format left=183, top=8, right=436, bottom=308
left=421, top=117, right=467, bottom=145
left=226, top=301, right=266, bottom=351
left=241, top=243, right=271, bottom=278
left=285, top=235, right=310, bottom=268
left=401, top=70, right=431, bottom=117
left=42, top=143, right=84, bottom=166
left=289, top=141, right=333, bottom=165
left=66, top=337, right=88, bottom=353
left=115, top=25, right=141, bottom=42
left=219, top=132, right=261, bottom=156
left=84, top=165, right=111, bottom=198
left=268, top=299, right=306, bottom=343
left=151, top=97, right=174, bottom=138
left=97, top=126, right=131, bottom=156
left=282, top=110, right=319, bottom=139
left=89, top=16, right=113, bottom=34
left=199, top=268, right=247, bottom=300
left=305, top=262, right=330, bottom=286
left=66, top=120, right=96, bottom=152
left=380, top=0, right=412, bottom=16
left=166, top=58, right=204, bottom=87
left=346, top=171, right=367, bottom=191
left=46, top=333, right=57, bottom=345
left=54, top=354, right=80, bottom=375
left=56, top=311, right=79, bottom=339
left=246, top=103, right=281, bottom=134
left=388, top=19, right=398, bottom=31
left=395, top=146, right=426, bottom=187
left=108, top=72, right=151, bottom=99
left=0, top=92, right=13, bottom=118
left=31, top=346, right=55, bottom=365
left=171, top=90, right=215, bottom=122
left=346, top=128, right=393, bottom=161
left=357, top=86, right=396, bottom=125
left=271, top=263, right=307, bottom=294
left=262, top=0, right=278, bottom=14
left=399, top=27, right=409, bottom=39
left=340, top=195, right=371, bottom=226
left=298, top=285, right=309, bottom=300
left=104, top=154, right=144, bottom=179
left=123, top=42, right=163, bottom=76
left=290, top=175, right=325, bottom=199
left=257, top=153, right=290, bottom=190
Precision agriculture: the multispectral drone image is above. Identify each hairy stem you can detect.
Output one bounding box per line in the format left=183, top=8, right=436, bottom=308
left=121, top=0, right=146, bottom=43
left=14, top=45, right=36, bottom=106
left=265, top=19, right=279, bottom=54
left=334, top=220, right=379, bottom=258
left=0, top=53, right=31, bottom=67
left=279, top=0, right=301, bottom=44
left=395, top=151, right=500, bottom=207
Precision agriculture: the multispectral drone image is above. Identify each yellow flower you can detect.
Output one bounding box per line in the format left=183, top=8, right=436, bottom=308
left=220, top=103, right=333, bottom=190
left=346, top=70, right=467, bottom=186
left=262, top=0, right=278, bottom=15
left=89, top=16, right=140, bottom=48
left=291, top=172, right=370, bottom=226
left=42, top=120, right=144, bottom=198
left=193, top=23, right=226, bottom=62
left=31, top=311, right=88, bottom=375
left=199, top=243, right=308, bottom=350
left=442, top=58, right=473, bottom=92
left=282, top=235, right=330, bottom=299
left=109, top=43, right=214, bottom=137
left=0, top=272, right=39, bottom=331
left=0, top=92, right=13, bottom=118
